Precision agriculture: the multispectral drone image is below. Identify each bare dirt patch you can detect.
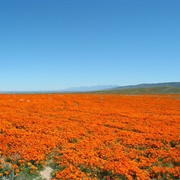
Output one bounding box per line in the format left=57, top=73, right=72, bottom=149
left=40, top=166, right=53, bottom=180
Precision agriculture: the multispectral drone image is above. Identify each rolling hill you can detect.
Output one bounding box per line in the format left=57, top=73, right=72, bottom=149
left=96, top=86, right=180, bottom=94
left=95, top=82, right=180, bottom=94
left=111, top=82, right=180, bottom=90
left=0, top=82, right=179, bottom=94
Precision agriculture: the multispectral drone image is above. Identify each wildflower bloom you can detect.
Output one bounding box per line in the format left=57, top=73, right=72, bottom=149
left=0, top=94, right=179, bottom=179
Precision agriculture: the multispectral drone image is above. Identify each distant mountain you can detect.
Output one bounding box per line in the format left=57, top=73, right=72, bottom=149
left=1, top=82, right=179, bottom=94
left=96, top=86, right=180, bottom=94
left=111, top=82, right=180, bottom=90
left=95, top=82, right=180, bottom=94
left=60, top=85, right=118, bottom=92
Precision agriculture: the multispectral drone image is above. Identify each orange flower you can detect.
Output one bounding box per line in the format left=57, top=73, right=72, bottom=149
left=5, top=171, right=10, bottom=175
left=0, top=94, right=179, bottom=179
left=14, top=168, right=19, bottom=173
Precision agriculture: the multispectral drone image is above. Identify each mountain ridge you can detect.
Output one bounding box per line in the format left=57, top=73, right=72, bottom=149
left=59, top=85, right=118, bottom=92
left=110, top=82, right=180, bottom=90
left=94, top=82, right=180, bottom=94
left=0, top=82, right=179, bottom=94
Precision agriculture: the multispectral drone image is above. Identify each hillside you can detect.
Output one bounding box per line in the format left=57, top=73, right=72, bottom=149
left=0, top=82, right=180, bottom=94
left=95, top=86, right=180, bottom=94
left=111, top=82, right=180, bottom=90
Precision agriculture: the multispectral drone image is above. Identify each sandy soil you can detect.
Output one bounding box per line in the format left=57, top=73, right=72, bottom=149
left=40, top=166, right=53, bottom=180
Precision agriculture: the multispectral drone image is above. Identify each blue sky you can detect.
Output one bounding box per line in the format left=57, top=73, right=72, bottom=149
left=0, top=0, right=180, bottom=91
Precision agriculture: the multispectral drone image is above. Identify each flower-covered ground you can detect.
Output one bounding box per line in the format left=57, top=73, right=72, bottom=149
left=0, top=94, right=180, bottom=180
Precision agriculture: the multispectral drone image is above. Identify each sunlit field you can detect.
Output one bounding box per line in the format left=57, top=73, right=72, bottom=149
left=0, top=94, right=180, bottom=180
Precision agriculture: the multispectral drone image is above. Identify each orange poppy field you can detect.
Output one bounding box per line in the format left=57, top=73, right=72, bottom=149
left=0, top=94, right=180, bottom=180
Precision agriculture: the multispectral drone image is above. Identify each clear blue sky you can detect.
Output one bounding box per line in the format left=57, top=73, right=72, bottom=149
left=0, top=0, right=179, bottom=91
